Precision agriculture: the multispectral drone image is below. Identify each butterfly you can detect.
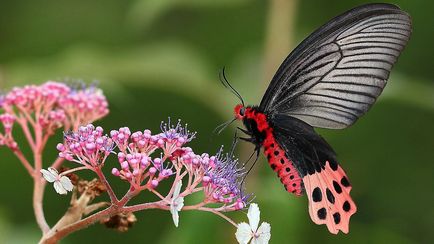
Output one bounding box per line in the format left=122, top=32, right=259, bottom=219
left=225, top=3, right=412, bottom=234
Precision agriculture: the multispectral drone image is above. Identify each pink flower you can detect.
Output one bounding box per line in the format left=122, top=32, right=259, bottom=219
left=0, top=113, right=15, bottom=134
left=59, top=83, right=109, bottom=126
left=0, top=113, right=17, bottom=150
left=2, top=82, right=70, bottom=112
left=1, top=81, right=109, bottom=135
left=110, top=127, right=132, bottom=151
left=108, top=120, right=194, bottom=188
left=158, top=118, right=196, bottom=151
left=38, top=109, right=66, bottom=134
left=58, top=124, right=114, bottom=167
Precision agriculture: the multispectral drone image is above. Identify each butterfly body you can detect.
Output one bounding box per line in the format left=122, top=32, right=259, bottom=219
left=237, top=105, right=303, bottom=196
left=226, top=3, right=411, bottom=234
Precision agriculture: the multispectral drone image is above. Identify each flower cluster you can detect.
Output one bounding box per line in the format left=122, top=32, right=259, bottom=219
left=109, top=119, right=196, bottom=190
left=2, top=82, right=69, bottom=111
left=54, top=119, right=250, bottom=212
left=58, top=83, right=108, bottom=128
left=0, top=81, right=109, bottom=142
left=110, top=120, right=248, bottom=208
left=57, top=124, right=115, bottom=167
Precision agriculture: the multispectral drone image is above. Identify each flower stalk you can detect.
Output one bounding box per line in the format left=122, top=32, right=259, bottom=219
left=0, top=81, right=109, bottom=237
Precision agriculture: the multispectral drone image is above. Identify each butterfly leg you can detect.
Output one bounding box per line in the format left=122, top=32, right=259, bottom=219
left=240, top=146, right=261, bottom=186
left=229, top=130, right=240, bottom=156
left=229, top=131, right=256, bottom=165
left=237, top=126, right=252, bottom=136
left=239, top=136, right=259, bottom=144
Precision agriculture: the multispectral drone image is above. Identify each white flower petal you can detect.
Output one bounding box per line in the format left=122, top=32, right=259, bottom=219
left=170, top=181, right=184, bottom=227
left=173, top=181, right=182, bottom=198
left=174, top=196, right=184, bottom=212
left=47, top=167, right=59, bottom=176
left=40, top=169, right=56, bottom=183
left=170, top=204, right=180, bottom=227
left=253, top=222, right=271, bottom=244
left=53, top=181, right=67, bottom=195
left=60, top=176, right=74, bottom=192
left=235, top=222, right=252, bottom=244
left=247, top=203, right=260, bottom=231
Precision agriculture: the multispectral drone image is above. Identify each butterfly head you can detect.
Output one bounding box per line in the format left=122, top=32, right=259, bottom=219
left=234, top=104, right=246, bottom=120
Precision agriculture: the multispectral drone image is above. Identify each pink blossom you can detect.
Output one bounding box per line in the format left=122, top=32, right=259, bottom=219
left=58, top=83, right=109, bottom=127
left=0, top=81, right=109, bottom=135
left=0, top=113, right=17, bottom=150
left=59, top=119, right=251, bottom=209
left=58, top=124, right=114, bottom=167
left=2, top=82, right=70, bottom=112
left=158, top=118, right=196, bottom=154
left=0, top=113, right=15, bottom=134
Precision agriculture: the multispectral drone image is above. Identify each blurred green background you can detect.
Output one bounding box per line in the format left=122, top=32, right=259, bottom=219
left=0, top=0, right=433, bottom=243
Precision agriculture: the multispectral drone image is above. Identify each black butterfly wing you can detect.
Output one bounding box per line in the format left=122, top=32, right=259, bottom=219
left=270, top=114, right=337, bottom=177
left=259, top=3, right=411, bottom=129
left=270, top=114, right=356, bottom=233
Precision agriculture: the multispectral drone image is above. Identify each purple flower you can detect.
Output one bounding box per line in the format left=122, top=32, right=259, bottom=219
left=203, top=148, right=250, bottom=208
left=58, top=124, right=114, bottom=167
left=159, top=118, right=196, bottom=147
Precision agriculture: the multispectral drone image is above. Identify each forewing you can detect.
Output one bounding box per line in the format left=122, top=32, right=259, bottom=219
left=271, top=114, right=356, bottom=234
left=260, top=3, right=411, bottom=129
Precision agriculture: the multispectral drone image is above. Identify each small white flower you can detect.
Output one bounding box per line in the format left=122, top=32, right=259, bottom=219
left=235, top=203, right=271, bottom=244
left=170, top=181, right=184, bottom=227
left=40, top=167, right=74, bottom=195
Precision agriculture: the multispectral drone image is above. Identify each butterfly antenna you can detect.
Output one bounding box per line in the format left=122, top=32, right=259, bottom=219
left=219, top=67, right=245, bottom=106
left=213, top=118, right=236, bottom=135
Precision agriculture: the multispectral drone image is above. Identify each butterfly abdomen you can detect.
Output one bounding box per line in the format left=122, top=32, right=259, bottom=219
left=263, top=136, right=303, bottom=196
left=244, top=108, right=303, bottom=196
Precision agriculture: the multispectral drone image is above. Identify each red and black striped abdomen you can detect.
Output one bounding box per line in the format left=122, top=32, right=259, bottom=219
left=244, top=108, right=303, bottom=196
